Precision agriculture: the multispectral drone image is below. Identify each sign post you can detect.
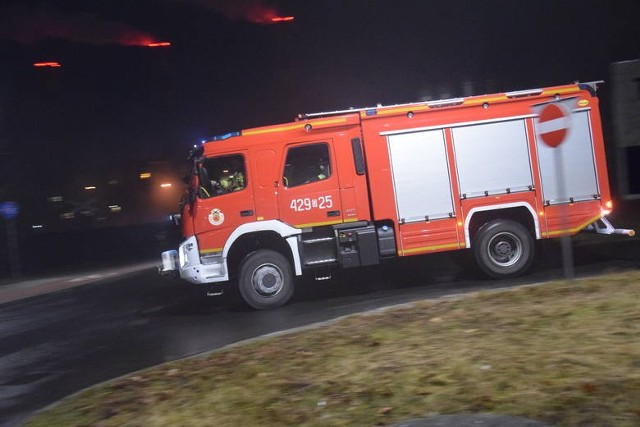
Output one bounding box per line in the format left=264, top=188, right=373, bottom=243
left=0, top=201, right=21, bottom=278
left=534, top=99, right=576, bottom=280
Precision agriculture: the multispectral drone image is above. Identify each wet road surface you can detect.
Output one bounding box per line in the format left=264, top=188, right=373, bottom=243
left=1, top=235, right=639, bottom=426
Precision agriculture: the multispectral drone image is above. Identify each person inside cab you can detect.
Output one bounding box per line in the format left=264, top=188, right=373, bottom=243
left=217, top=170, right=245, bottom=192
left=316, top=156, right=328, bottom=181
left=198, top=154, right=246, bottom=198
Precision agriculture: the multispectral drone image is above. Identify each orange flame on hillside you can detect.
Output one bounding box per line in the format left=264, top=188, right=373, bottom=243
left=271, top=16, right=294, bottom=23
left=147, top=41, right=171, bottom=47
left=33, top=61, right=61, bottom=67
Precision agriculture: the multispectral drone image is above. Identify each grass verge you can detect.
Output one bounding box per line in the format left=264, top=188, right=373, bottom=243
left=27, top=271, right=640, bottom=426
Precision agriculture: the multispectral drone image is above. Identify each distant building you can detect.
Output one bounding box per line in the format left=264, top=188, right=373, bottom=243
left=610, top=59, right=640, bottom=198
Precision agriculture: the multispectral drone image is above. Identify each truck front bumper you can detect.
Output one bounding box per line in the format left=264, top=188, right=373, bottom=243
left=158, top=236, right=228, bottom=284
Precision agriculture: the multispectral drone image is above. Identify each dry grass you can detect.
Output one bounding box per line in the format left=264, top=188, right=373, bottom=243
left=27, top=271, right=640, bottom=426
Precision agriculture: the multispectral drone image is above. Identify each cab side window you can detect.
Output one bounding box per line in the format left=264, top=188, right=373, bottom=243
left=198, top=154, right=246, bottom=198
left=283, top=143, right=331, bottom=188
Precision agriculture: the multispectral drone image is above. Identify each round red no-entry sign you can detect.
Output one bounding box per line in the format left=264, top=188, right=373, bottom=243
left=537, top=103, right=571, bottom=148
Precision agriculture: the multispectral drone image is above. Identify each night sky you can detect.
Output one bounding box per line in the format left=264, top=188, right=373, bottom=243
left=1, top=0, right=639, bottom=226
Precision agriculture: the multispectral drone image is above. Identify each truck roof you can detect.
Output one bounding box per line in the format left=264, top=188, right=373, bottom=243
left=201, top=81, right=602, bottom=150
left=298, top=81, right=602, bottom=120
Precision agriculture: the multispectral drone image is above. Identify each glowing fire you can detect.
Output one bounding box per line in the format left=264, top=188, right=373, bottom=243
left=33, top=62, right=61, bottom=68
left=234, top=3, right=294, bottom=25
left=271, top=16, right=294, bottom=23
left=4, top=2, right=292, bottom=50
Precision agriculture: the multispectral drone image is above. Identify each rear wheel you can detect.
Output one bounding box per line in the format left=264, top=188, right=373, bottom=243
left=238, top=249, right=294, bottom=310
left=473, top=219, right=534, bottom=279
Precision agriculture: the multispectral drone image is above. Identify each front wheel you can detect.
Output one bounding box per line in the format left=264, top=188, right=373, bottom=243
left=473, top=219, right=534, bottom=279
left=238, top=249, right=294, bottom=310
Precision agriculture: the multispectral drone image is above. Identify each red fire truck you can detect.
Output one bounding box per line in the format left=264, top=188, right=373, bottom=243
left=160, top=81, right=633, bottom=309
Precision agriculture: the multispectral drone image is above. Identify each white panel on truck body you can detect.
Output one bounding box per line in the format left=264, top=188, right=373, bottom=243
left=535, top=110, right=599, bottom=204
left=387, top=129, right=454, bottom=223
left=452, top=119, right=533, bottom=198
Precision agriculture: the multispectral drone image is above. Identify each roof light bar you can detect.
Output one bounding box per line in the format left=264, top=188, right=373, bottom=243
left=300, top=101, right=425, bottom=119
left=505, top=88, right=543, bottom=98
left=210, top=131, right=241, bottom=142
left=427, top=98, right=464, bottom=108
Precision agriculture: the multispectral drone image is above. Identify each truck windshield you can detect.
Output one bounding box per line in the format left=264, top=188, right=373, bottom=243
left=198, top=154, right=246, bottom=198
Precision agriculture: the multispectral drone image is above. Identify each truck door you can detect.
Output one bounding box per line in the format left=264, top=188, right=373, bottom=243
left=277, top=141, right=343, bottom=228
left=192, top=151, right=256, bottom=253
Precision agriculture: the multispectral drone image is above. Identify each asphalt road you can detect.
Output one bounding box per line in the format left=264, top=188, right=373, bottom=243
left=1, top=234, right=639, bottom=427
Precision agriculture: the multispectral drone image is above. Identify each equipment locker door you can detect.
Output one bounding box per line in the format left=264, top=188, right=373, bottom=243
left=278, top=141, right=343, bottom=228
left=387, top=128, right=461, bottom=254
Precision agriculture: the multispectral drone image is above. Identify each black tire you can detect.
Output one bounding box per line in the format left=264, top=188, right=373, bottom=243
left=473, top=219, right=534, bottom=279
left=238, top=249, right=294, bottom=310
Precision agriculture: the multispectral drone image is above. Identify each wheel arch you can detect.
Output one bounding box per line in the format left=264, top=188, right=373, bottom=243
left=223, top=220, right=302, bottom=279
left=465, top=202, right=539, bottom=248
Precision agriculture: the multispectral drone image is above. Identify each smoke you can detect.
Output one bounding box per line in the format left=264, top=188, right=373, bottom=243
left=0, top=4, right=155, bottom=46
left=178, top=0, right=282, bottom=24
left=0, top=1, right=286, bottom=47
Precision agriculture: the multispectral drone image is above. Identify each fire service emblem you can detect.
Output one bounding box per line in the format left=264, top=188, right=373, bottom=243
left=208, top=208, right=225, bottom=226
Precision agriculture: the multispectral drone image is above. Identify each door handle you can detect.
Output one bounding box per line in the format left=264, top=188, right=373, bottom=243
left=327, top=210, right=340, bottom=217
left=240, top=210, right=254, bottom=217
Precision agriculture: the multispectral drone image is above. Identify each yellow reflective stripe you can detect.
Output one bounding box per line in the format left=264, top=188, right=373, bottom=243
left=243, top=124, right=302, bottom=136
left=543, top=214, right=601, bottom=238
left=243, top=118, right=347, bottom=136
left=374, top=105, right=430, bottom=116
left=541, top=86, right=580, bottom=96
left=200, top=248, right=223, bottom=255
left=465, top=95, right=508, bottom=105
left=400, top=242, right=464, bottom=256
left=312, top=118, right=349, bottom=126
left=294, top=218, right=358, bottom=229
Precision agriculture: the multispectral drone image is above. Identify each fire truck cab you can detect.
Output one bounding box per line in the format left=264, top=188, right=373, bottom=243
left=160, top=81, right=633, bottom=309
